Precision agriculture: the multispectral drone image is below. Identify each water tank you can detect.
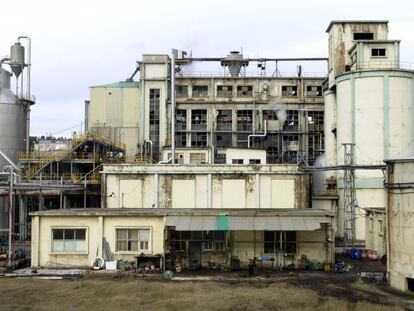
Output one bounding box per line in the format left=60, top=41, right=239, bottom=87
left=0, top=68, right=26, bottom=169
left=10, top=42, right=25, bottom=77
left=221, top=51, right=249, bottom=77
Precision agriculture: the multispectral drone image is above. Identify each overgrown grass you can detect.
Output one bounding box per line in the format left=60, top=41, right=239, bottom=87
left=0, top=277, right=404, bottom=311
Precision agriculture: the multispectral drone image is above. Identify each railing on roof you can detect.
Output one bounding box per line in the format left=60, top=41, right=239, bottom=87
left=177, top=71, right=327, bottom=78
left=355, top=61, right=414, bottom=71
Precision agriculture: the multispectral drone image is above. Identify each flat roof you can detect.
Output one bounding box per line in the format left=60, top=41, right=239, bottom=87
left=90, top=81, right=140, bottom=88
left=326, top=20, right=388, bottom=33
left=384, top=158, right=414, bottom=163
left=30, top=208, right=335, bottom=218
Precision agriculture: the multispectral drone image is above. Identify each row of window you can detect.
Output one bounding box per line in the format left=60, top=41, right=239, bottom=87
left=176, top=109, right=324, bottom=132
left=176, top=85, right=322, bottom=98
left=170, top=230, right=297, bottom=254
left=51, top=228, right=150, bottom=253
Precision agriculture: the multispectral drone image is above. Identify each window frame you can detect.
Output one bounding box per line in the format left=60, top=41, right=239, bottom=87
left=371, top=48, right=386, bottom=57
left=115, top=227, right=151, bottom=254
left=50, top=227, right=88, bottom=255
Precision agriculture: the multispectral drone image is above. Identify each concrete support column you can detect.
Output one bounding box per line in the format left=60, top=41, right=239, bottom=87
left=98, top=216, right=104, bottom=258
left=31, top=216, right=40, bottom=267
left=326, top=223, right=334, bottom=264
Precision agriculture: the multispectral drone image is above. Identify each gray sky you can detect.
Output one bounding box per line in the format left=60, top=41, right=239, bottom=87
left=1, top=0, right=413, bottom=137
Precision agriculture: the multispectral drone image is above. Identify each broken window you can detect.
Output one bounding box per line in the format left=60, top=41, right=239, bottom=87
left=116, top=228, right=149, bottom=252
left=264, top=231, right=297, bottom=254
left=236, top=133, right=249, bottom=148
left=175, top=133, right=187, bottom=148
left=371, top=48, right=386, bottom=57
left=237, top=110, right=253, bottom=131
left=353, top=32, right=374, bottom=40
left=263, top=110, right=278, bottom=121
left=232, top=159, right=244, bottom=164
left=217, top=85, right=233, bottom=97
left=191, top=109, right=207, bottom=130
left=192, top=85, right=208, bottom=97
left=307, top=111, right=324, bottom=131
left=237, top=85, right=253, bottom=97
left=176, top=109, right=187, bottom=130
left=52, top=228, right=86, bottom=252
left=216, top=110, right=232, bottom=131
left=176, top=85, right=188, bottom=97
left=306, top=85, right=323, bottom=97
left=282, top=85, right=298, bottom=97
left=215, top=133, right=232, bottom=147
left=284, top=110, right=299, bottom=131
left=191, top=132, right=207, bottom=147
left=190, top=152, right=206, bottom=164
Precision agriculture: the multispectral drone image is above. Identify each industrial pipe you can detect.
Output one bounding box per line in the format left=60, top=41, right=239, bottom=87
left=0, top=149, right=20, bottom=172
left=0, top=56, right=10, bottom=68
left=18, top=36, right=31, bottom=153
left=247, top=120, right=267, bottom=148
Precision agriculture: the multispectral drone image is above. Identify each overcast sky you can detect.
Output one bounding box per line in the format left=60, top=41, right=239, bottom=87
left=1, top=0, right=414, bottom=137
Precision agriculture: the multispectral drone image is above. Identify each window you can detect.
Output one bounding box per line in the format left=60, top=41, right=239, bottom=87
left=217, top=85, right=233, bottom=97
left=192, top=85, right=208, bottom=97
left=237, top=85, right=253, bottom=97
left=369, top=218, right=374, bottom=232
left=378, top=219, right=383, bottom=234
left=190, top=152, right=206, bottom=164
left=176, top=109, right=187, bottom=130
left=191, top=132, right=207, bottom=147
left=175, top=133, right=187, bottom=148
left=149, top=89, right=160, bottom=161
left=170, top=231, right=225, bottom=252
left=52, top=228, right=86, bottom=252
left=237, top=110, right=253, bottom=131
left=284, top=110, right=299, bottom=131
left=232, top=159, right=244, bottom=164
left=176, top=85, right=188, bottom=97
left=191, top=109, right=207, bottom=130
left=116, top=228, right=150, bottom=252
left=249, top=159, right=261, bottom=164
left=216, top=110, right=232, bottom=131
left=215, top=133, right=232, bottom=148
left=371, top=48, right=386, bottom=57
left=306, top=85, right=323, bottom=97
left=307, top=111, right=324, bottom=131
left=204, top=241, right=214, bottom=251
left=353, top=32, right=374, bottom=40
left=263, top=110, right=278, bottom=121
left=264, top=231, right=297, bottom=254
left=282, top=85, right=297, bottom=97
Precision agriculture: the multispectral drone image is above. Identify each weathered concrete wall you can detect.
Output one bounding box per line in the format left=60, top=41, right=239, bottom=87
left=103, top=164, right=309, bottom=209
left=387, top=160, right=414, bottom=292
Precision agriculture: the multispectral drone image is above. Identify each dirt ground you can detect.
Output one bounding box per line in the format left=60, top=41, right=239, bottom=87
left=0, top=272, right=411, bottom=311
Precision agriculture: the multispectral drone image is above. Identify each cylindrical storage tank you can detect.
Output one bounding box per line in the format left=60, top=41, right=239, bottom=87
left=10, top=42, right=25, bottom=77
left=324, top=90, right=337, bottom=179
left=335, top=69, right=414, bottom=240
left=0, top=68, right=11, bottom=89
left=0, top=68, right=26, bottom=169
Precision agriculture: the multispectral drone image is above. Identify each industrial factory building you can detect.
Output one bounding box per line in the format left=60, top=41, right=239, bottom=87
left=2, top=20, right=414, bottom=291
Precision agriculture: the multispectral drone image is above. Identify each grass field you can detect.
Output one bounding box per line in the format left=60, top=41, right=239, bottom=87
left=0, top=274, right=407, bottom=311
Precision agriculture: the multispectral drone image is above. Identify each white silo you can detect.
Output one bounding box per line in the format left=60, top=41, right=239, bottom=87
left=335, top=68, right=414, bottom=240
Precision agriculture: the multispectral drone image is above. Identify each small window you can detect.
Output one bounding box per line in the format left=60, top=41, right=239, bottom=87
left=190, top=153, right=206, bottom=164
left=176, top=85, right=188, bottom=97
left=204, top=241, right=214, bottom=251
left=232, top=159, right=244, bottom=164
left=353, top=32, right=374, bottom=40
left=217, top=85, right=233, bottom=97
left=378, top=219, right=383, bottom=234
left=369, top=218, right=374, bottom=232
left=282, top=85, right=297, bottom=97
left=192, top=85, right=208, bottom=97
left=249, top=159, right=261, bottom=164
left=306, top=85, right=323, bottom=97
left=237, top=85, right=253, bottom=97
left=116, top=228, right=150, bottom=252
left=371, top=48, right=386, bottom=57
left=215, top=241, right=225, bottom=251
left=52, top=228, right=86, bottom=252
